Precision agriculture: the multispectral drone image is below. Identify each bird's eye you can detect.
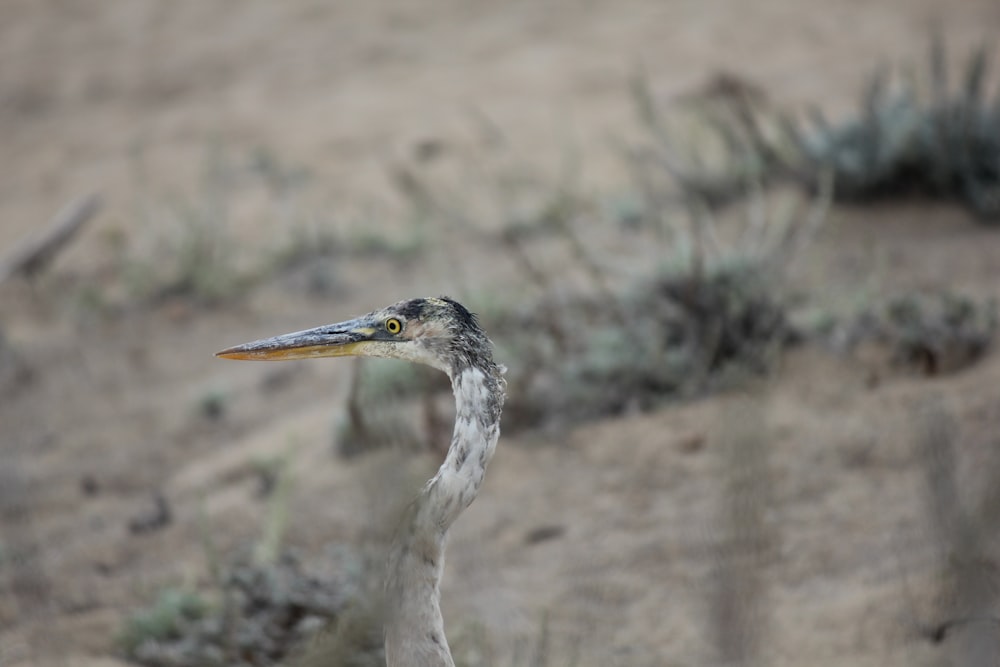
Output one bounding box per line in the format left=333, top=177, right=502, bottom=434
left=385, top=318, right=403, bottom=334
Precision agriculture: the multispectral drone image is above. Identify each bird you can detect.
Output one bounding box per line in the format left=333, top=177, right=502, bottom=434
left=217, top=296, right=506, bottom=667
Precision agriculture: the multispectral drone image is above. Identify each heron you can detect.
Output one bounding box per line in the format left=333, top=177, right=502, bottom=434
left=217, top=296, right=506, bottom=667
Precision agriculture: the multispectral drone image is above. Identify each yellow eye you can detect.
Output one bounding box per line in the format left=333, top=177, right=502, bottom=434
left=385, top=318, right=402, bottom=334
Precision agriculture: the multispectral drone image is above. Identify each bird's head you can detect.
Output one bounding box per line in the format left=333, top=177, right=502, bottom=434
left=216, top=296, right=494, bottom=376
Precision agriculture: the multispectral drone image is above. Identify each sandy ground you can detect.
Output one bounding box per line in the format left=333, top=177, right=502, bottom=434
left=3, top=1, right=1000, bottom=665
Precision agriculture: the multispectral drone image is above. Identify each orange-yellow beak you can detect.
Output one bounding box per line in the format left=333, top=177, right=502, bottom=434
left=216, top=316, right=378, bottom=361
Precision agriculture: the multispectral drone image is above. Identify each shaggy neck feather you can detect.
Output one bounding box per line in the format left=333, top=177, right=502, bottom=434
left=384, top=362, right=504, bottom=667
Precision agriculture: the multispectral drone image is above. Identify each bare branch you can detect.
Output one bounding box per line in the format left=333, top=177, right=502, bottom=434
left=0, top=193, right=102, bottom=283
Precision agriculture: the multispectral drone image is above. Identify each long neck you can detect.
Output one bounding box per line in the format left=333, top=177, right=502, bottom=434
left=384, top=362, right=505, bottom=667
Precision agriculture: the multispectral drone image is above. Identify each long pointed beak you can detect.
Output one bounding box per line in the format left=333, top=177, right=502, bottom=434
left=216, top=316, right=379, bottom=361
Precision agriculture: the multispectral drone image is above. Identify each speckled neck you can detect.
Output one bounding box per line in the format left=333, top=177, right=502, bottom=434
left=384, top=360, right=505, bottom=667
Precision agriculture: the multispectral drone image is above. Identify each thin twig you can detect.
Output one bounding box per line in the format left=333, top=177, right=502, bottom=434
left=0, top=193, right=102, bottom=283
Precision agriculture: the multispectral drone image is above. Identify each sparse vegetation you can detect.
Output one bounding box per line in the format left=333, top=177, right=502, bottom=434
left=118, top=588, right=211, bottom=657
left=628, top=70, right=793, bottom=212
left=116, top=146, right=252, bottom=306
left=60, top=145, right=433, bottom=315
left=9, top=7, right=1000, bottom=665
left=121, top=554, right=358, bottom=667
left=496, top=262, right=793, bottom=432
left=109, top=46, right=1000, bottom=664
left=629, top=39, right=1000, bottom=223
left=822, top=290, right=997, bottom=376
left=791, top=39, right=1000, bottom=220
left=328, top=103, right=830, bottom=441
left=330, top=228, right=810, bottom=441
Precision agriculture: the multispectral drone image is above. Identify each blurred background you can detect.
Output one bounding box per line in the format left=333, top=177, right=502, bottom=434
left=2, top=1, right=1000, bottom=665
